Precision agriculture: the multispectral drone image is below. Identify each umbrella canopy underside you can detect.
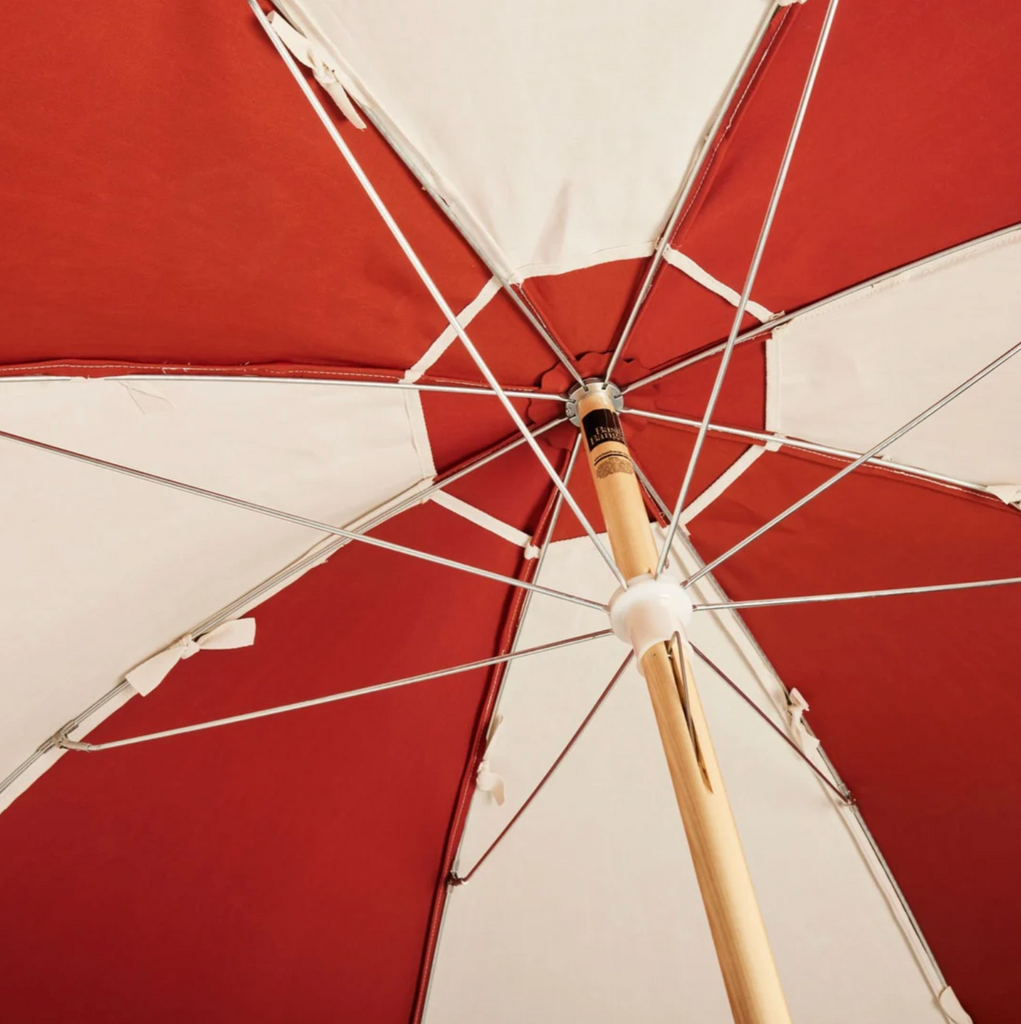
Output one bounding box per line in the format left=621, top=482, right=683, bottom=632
left=1, top=2, right=1019, bottom=1022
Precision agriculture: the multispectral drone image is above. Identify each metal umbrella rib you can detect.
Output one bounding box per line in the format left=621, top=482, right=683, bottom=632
left=622, top=220, right=1021, bottom=399
left=694, top=576, right=1021, bottom=612
left=602, top=0, right=782, bottom=385
left=250, top=1, right=626, bottom=589
left=0, top=427, right=605, bottom=613
left=620, top=406, right=998, bottom=499
left=73, top=374, right=568, bottom=403
left=655, top=0, right=843, bottom=576
left=59, top=630, right=616, bottom=752
left=450, top=650, right=634, bottom=885
left=686, top=336, right=1021, bottom=587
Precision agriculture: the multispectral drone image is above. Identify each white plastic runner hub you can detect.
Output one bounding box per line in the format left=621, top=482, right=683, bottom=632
left=608, top=574, right=694, bottom=672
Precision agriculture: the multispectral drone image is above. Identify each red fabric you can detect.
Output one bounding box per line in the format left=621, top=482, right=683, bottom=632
left=0, top=1, right=487, bottom=374
left=0, top=494, right=543, bottom=1024
left=522, top=259, right=647, bottom=367
left=687, top=450, right=1021, bottom=1023
left=620, top=0, right=1021, bottom=377
left=674, top=0, right=1021, bottom=324
left=421, top=391, right=550, bottom=474
left=425, top=289, right=568, bottom=389
left=621, top=273, right=763, bottom=380
left=3, top=0, right=1021, bottom=1020
left=625, top=341, right=768, bottom=432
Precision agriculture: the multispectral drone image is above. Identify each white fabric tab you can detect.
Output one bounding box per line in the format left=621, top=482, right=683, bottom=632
left=664, top=248, right=775, bottom=323
left=787, top=688, right=821, bottom=754
left=987, top=483, right=1021, bottom=505
left=680, top=446, right=767, bottom=527
left=267, top=12, right=366, bottom=129
left=475, top=714, right=506, bottom=805
left=938, top=987, right=973, bottom=1024
left=404, top=276, right=501, bottom=382
left=126, top=619, right=256, bottom=696
left=431, top=491, right=533, bottom=549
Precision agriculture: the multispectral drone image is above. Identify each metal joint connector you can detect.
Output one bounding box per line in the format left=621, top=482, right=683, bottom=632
left=51, top=727, right=89, bottom=752
left=566, top=380, right=623, bottom=426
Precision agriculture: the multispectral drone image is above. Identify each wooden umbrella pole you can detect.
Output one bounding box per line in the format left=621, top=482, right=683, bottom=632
left=575, top=384, right=792, bottom=1024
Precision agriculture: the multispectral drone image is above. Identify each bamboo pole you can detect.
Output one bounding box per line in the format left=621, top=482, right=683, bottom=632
left=576, top=384, right=792, bottom=1024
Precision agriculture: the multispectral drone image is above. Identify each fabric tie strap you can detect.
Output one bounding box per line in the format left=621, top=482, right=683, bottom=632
left=126, top=619, right=257, bottom=696
left=267, top=12, right=367, bottom=130
left=475, top=714, right=506, bottom=805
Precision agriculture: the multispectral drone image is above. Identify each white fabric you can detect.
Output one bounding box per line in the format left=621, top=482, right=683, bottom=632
left=938, top=987, right=974, bottom=1024
left=117, top=380, right=175, bottom=414
left=475, top=715, right=506, bottom=806
left=126, top=618, right=256, bottom=697
left=404, top=276, right=500, bottom=383
left=785, top=687, right=820, bottom=755
left=987, top=483, right=1021, bottom=506
left=430, top=491, right=533, bottom=549
left=767, top=228, right=1021, bottom=489
left=424, top=534, right=949, bottom=1023
left=680, top=445, right=768, bottom=526
left=665, top=247, right=776, bottom=323
left=0, top=377, right=434, bottom=808
left=276, top=0, right=771, bottom=279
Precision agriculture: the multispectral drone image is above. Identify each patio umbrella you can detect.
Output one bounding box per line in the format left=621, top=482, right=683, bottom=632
left=1, top=0, right=1019, bottom=1021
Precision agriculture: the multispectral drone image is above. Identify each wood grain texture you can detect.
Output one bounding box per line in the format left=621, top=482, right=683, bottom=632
left=577, top=386, right=792, bottom=1024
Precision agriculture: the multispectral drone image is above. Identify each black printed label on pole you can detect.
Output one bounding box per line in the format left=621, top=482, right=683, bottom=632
left=582, top=408, right=625, bottom=450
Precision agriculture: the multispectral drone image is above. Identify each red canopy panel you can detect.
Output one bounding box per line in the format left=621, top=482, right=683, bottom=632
left=619, top=273, right=762, bottom=379
left=1, top=0, right=649, bottom=398
left=0, top=0, right=493, bottom=376
left=625, top=341, right=768, bottom=431
left=686, top=448, right=1021, bottom=1023
left=680, top=0, right=1021, bottom=312
left=621, top=0, right=1021, bottom=375
left=0, top=469, right=559, bottom=1023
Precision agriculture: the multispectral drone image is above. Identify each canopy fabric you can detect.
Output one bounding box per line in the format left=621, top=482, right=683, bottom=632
left=425, top=533, right=949, bottom=1024
left=1, top=1, right=1019, bottom=1023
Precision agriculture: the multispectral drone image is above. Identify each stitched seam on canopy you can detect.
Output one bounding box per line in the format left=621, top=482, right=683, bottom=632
left=771, top=445, right=1006, bottom=504
left=511, top=241, right=656, bottom=284
left=409, top=479, right=564, bottom=1024
left=0, top=364, right=550, bottom=392
left=672, top=6, right=794, bottom=248
left=771, top=226, right=1021, bottom=331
